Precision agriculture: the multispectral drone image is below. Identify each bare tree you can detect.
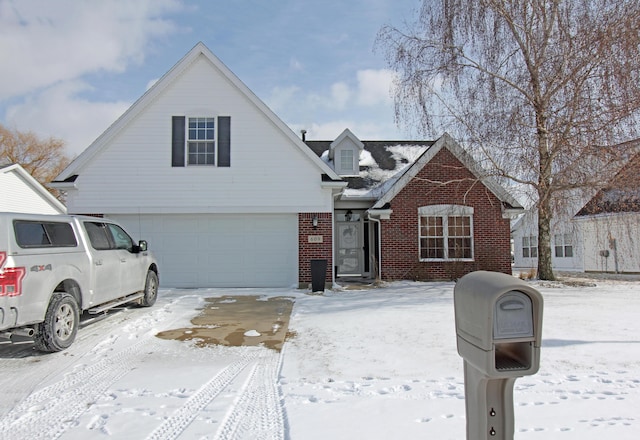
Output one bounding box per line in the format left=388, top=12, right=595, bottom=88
left=378, top=0, right=640, bottom=280
left=1, top=123, right=71, bottom=201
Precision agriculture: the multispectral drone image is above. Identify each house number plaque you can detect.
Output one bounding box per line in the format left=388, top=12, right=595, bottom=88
left=308, top=235, right=323, bottom=243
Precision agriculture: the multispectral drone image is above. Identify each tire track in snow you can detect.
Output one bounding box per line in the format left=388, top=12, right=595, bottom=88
left=145, top=354, right=255, bottom=440
left=213, top=350, right=285, bottom=440
left=0, top=335, right=163, bottom=439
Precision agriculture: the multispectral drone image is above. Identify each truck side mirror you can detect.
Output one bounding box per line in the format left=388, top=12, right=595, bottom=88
left=134, top=240, right=148, bottom=253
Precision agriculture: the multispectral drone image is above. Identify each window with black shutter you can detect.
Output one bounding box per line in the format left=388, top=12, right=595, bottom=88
left=171, top=115, right=230, bottom=167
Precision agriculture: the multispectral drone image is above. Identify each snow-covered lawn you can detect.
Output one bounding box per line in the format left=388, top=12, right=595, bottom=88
left=0, top=277, right=638, bottom=439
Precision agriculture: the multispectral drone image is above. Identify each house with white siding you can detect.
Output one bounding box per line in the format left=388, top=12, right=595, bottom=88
left=512, top=152, right=640, bottom=275
left=573, top=153, right=640, bottom=273
left=1, top=163, right=66, bottom=215
left=52, top=42, right=522, bottom=288
left=511, top=207, right=584, bottom=273
left=52, top=42, right=345, bottom=288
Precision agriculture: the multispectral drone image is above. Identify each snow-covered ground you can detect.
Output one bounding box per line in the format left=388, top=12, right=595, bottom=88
left=0, top=277, right=638, bottom=439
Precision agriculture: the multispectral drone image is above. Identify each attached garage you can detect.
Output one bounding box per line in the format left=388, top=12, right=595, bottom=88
left=112, top=214, right=298, bottom=288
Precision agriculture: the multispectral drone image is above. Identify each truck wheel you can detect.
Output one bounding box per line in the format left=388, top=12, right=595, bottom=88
left=34, top=293, right=80, bottom=352
left=140, top=270, right=158, bottom=307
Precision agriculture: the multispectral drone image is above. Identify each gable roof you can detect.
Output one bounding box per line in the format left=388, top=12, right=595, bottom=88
left=575, top=152, right=640, bottom=216
left=1, top=163, right=67, bottom=214
left=306, top=132, right=524, bottom=214
left=53, top=42, right=340, bottom=183
left=373, top=134, right=523, bottom=214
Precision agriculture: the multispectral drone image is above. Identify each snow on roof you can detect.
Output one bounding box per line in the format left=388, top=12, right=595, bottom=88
left=346, top=144, right=429, bottom=198
left=305, top=140, right=432, bottom=200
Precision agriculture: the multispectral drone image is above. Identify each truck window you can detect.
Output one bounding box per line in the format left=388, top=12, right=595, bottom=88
left=107, top=224, right=134, bottom=251
left=14, top=221, right=77, bottom=248
left=84, top=222, right=112, bottom=250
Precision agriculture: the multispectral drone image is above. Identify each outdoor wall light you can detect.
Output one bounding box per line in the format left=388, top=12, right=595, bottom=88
left=312, top=215, right=318, bottom=229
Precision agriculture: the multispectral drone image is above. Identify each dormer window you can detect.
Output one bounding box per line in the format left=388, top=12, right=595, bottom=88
left=330, top=128, right=364, bottom=176
left=340, top=149, right=355, bottom=173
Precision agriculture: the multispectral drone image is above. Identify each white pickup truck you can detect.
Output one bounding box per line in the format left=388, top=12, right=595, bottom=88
left=0, top=212, right=159, bottom=352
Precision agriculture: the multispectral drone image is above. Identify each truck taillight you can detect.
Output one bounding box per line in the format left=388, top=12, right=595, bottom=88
left=0, top=252, right=26, bottom=297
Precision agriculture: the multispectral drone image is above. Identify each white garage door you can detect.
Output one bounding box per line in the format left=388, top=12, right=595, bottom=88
left=112, top=214, right=298, bottom=288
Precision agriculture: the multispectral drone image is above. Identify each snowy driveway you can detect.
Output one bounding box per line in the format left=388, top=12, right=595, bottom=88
left=0, top=279, right=639, bottom=439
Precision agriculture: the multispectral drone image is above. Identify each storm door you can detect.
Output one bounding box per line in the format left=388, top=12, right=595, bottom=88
left=335, top=210, right=363, bottom=276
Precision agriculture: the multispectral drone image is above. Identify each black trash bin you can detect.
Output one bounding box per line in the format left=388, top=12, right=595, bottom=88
left=310, top=259, right=328, bottom=292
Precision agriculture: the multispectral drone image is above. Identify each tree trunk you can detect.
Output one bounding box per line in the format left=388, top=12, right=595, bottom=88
left=536, top=122, right=555, bottom=281
left=537, top=200, right=555, bottom=281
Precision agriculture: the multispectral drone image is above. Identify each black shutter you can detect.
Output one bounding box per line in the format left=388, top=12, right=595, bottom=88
left=171, top=116, right=186, bottom=167
left=218, top=116, right=231, bottom=167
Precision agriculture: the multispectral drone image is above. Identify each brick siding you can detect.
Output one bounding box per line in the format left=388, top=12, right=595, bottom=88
left=298, top=212, right=333, bottom=287
left=379, top=148, right=512, bottom=281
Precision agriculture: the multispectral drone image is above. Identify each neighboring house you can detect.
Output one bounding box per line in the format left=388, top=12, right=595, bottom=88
left=0, top=163, right=66, bottom=215
left=51, top=42, right=522, bottom=288
left=306, top=129, right=523, bottom=281
left=574, top=153, right=640, bottom=273
left=511, top=206, right=584, bottom=273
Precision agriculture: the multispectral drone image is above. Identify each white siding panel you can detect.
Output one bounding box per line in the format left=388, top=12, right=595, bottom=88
left=579, top=214, right=640, bottom=273
left=66, top=54, right=332, bottom=215
left=0, top=171, right=64, bottom=214
left=111, top=214, right=298, bottom=288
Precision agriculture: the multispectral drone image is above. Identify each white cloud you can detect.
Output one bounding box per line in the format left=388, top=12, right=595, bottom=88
left=330, top=82, right=351, bottom=110
left=267, top=68, right=396, bottom=114
left=265, top=85, right=302, bottom=113
left=0, top=0, right=181, bottom=100
left=6, top=80, right=130, bottom=156
left=356, top=69, right=396, bottom=106
left=290, top=120, right=401, bottom=141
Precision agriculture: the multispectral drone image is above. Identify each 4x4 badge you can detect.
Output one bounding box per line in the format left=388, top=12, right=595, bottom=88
left=30, top=264, right=52, bottom=272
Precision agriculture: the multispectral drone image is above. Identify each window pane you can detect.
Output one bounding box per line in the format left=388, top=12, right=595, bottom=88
left=523, top=248, right=530, bottom=258
left=45, top=222, right=77, bottom=246
left=555, top=246, right=563, bottom=257
left=523, top=236, right=529, bottom=247
left=564, top=233, right=572, bottom=245
left=531, top=247, right=538, bottom=258
left=565, top=246, right=573, bottom=257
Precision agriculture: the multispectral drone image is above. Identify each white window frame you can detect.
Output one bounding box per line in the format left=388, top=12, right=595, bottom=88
left=187, top=117, right=216, bottom=166
left=418, top=205, right=474, bottom=262
left=522, top=235, right=538, bottom=258
left=340, top=149, right=354, bottom=172
left=554, top=233, right=574, bottom=258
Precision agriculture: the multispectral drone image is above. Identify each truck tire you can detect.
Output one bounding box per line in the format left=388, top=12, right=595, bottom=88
left=140, top=270, right=158, bottom=307
left=34, top=293, right=80, bottom=352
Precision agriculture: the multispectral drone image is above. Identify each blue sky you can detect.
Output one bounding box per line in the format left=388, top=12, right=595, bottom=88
left=0, top=0, right=422, bottom=156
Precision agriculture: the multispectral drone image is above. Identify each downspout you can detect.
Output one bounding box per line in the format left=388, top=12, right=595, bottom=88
left=369, top=216, right=382, bottom=281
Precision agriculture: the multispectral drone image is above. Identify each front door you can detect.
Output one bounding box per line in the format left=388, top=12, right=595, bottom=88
left=336, top=210, right=363, bottom=276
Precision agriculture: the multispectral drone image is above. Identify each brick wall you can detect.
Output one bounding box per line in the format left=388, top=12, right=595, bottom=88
left=298, top=212, right=333, bottom=287
left=380, top=148, right=512, bottom=281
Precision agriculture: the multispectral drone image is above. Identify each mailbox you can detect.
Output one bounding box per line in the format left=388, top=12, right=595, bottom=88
left=454, top=271, right=543, bottom=440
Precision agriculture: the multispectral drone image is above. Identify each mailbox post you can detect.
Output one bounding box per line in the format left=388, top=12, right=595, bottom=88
left=454, top=271, right=543, bottom=440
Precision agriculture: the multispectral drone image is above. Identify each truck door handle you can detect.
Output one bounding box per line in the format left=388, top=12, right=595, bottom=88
left=95, top=260, right=103, bottom=266
left=120, top=258, right=127, bottom=263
